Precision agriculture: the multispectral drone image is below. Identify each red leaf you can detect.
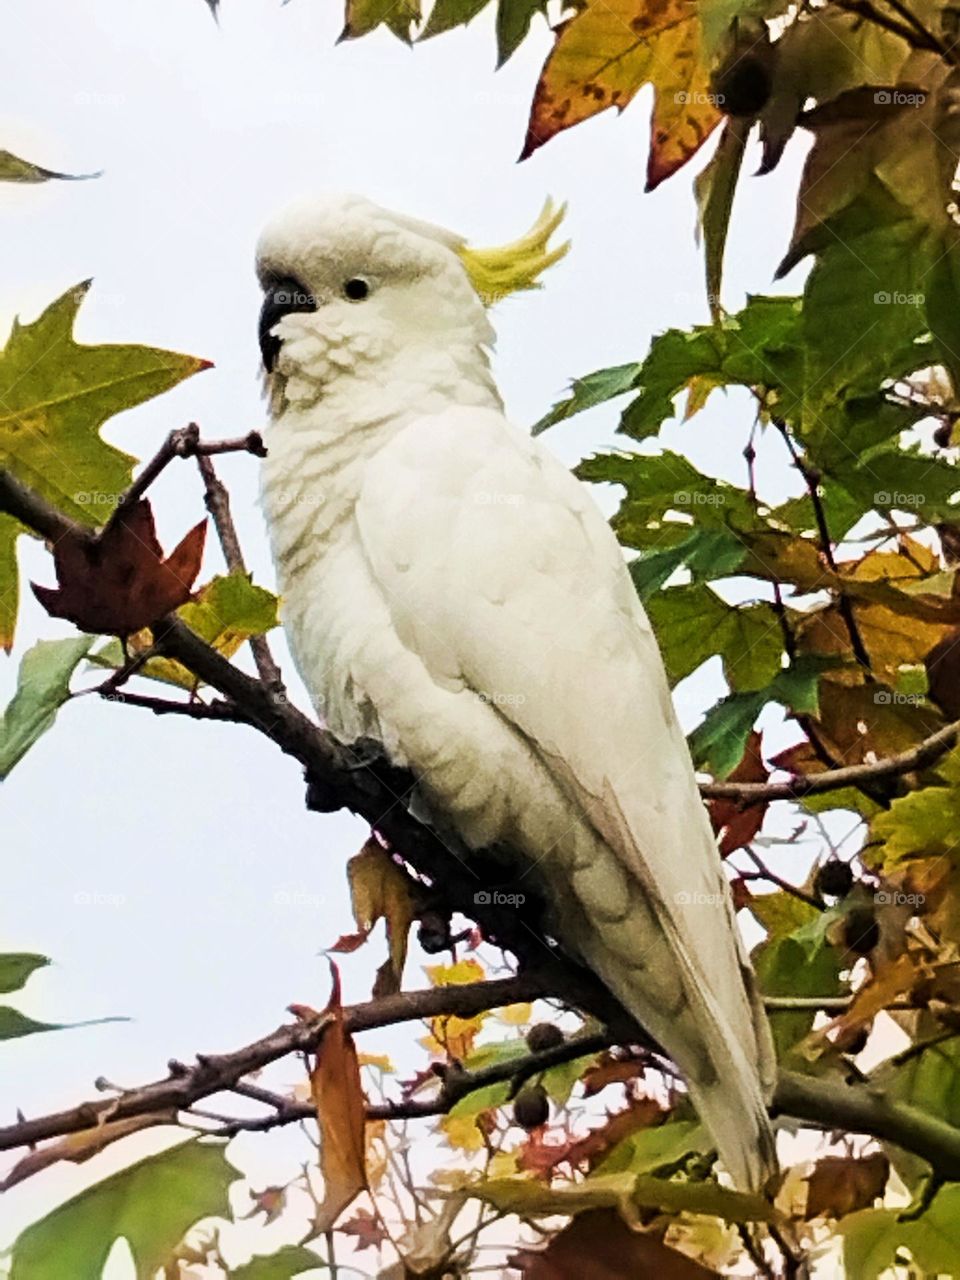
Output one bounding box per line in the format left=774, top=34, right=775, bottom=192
left=32, top=499, right=206, bottom=635
left=707, top=731, right=770, bottom=857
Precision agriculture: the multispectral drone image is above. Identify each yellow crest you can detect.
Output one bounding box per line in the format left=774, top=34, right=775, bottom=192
left=458, top=198, right=570, bottom=306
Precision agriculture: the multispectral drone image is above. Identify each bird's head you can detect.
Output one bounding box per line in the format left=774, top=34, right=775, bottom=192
left=255, top=193, right=568, bottom=410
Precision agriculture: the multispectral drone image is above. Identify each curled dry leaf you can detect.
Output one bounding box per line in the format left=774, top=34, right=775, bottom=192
left=0, top=1110, right=178, bottom=1191
left=32, top=499, right=206, bottom=636
left=309, top=964, right=368, bottom=1234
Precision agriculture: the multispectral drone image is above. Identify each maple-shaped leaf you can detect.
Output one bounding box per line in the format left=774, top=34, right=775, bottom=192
left=340, top=1205, right=389, bottom=1251
left=309, top=965, right=368, bottom=1234
left=32, top=500, right=206, bottom=636
left=0, top=282, right=209, bottom=648
left=521, top=0, right=721, bottom=189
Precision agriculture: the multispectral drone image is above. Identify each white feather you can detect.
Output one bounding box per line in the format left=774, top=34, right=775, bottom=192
left=257, top=194, right=778, bottom=1192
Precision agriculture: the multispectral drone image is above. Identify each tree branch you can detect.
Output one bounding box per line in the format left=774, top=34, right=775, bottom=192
left=701, top=715, right=960, bottom=804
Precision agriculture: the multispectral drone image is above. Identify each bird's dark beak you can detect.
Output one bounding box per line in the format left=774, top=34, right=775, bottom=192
left=258, top=277, right=318, bottom=372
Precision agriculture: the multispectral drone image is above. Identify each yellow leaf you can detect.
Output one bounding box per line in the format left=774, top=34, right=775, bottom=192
left=347, top=839, right=416, bottom=994
left=440, top=1112, right=487, bottom=1152
left=499, top=1003, right=533, bottom=1026
left=522, top=0, right=720, bottom=189
left=425, top=957, right=485, bottom=986
left=358, top=1051, right=396, bottom=1073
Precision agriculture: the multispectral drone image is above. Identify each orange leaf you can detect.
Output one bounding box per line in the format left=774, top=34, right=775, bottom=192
left=310, top=964, right=368, bottom=1233
left=521, top=0, right=720, bottom=189
left=32, top=499, right=206, bottom=635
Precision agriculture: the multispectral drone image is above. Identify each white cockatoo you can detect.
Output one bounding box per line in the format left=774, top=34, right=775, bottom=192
left=255, top=193, right=778, bottom=1192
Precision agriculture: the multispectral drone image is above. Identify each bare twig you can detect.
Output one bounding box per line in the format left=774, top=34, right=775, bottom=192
left=194, top=450, right=284, bottom=691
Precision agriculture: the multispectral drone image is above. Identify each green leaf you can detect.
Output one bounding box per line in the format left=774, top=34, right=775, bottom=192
left=840, top=1186, right=960, bottom=1280
left=342, top=0, right=421, bottom=42
left=0, top=954, right=49, bottom=995
left=230, top=1245, right=327, bottom=1279
left=753, top=910, right=843, bottom=1059
left=595, top=1119, right=711, bottom=1177
left=0, top=636, right=92, bottom=779
left=694, top=119, right=747, bottom=316
left=870, top=755, right=960, bottom=867
left=688, top=656, right=837, bottom=777
left=881, top=1035, right=960, bottom=1129
left=496, top=0, right=549, bottom=64
left=646, top=584, right=783, bottom=691
left=418, top=0, right=489, bottom=40
left=688, top=689, right=767, bottom=778
left=576, top=450, right=759, bottom=550
left=0, top=283, right=209, bottom=648
left=10, top=1140, right=238, bottom=1280
left=0, top=151, right=99, bottom=184
left=0, top=1007, right=126, bottom=1042
left=628, top=527, right=746, bottom=599
left=533, top=363, right=642, bottom=435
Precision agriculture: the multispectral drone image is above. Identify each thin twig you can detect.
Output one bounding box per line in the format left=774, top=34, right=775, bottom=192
left=194, top=450, right=284, bottom=692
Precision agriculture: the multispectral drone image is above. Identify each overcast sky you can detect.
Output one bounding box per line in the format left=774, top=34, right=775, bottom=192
left=0, top=0, right=821, bottom=1268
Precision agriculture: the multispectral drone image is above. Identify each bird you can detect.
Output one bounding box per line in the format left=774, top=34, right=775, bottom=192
left=255, top=192, right=778, bottom=1193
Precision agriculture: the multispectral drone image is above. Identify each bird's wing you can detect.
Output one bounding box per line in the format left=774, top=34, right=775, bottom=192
left=353, top=406, right=777, bottom=1189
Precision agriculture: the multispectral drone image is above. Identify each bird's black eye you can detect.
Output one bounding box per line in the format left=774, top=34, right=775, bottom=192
left=343, top=277, right=370, bottom=301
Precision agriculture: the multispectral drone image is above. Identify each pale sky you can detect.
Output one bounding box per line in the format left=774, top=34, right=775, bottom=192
left=0, top=0, right=820, bottom=1267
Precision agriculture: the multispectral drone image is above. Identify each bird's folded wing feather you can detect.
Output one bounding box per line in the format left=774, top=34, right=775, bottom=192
left=352, top=407, right=762, bottom=1037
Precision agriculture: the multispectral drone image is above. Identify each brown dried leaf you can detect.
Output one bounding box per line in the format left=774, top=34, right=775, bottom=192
left=511, top=1208, right=717, bottom=1278
left=805, top=1152, right=889, bottom=1219
left=309, top=965, right=368, bottom=1233
left=0, top=1110, right=177, bottom=1191
left=32, top=499, right=205, bottom=635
